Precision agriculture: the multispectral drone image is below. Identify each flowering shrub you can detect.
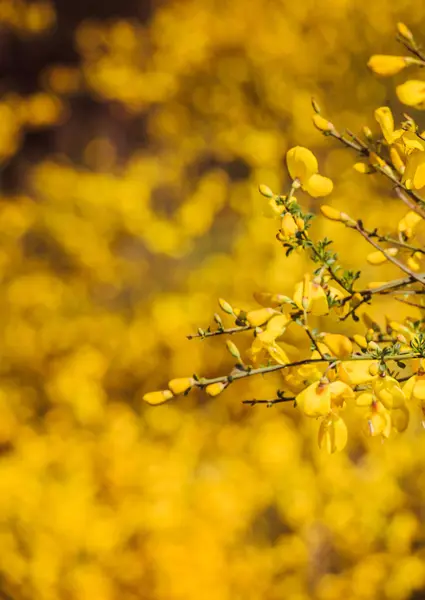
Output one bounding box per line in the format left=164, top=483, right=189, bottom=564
left=4, top=4, right=425, bottom=600
left=146, top=23, right=425, bottom=454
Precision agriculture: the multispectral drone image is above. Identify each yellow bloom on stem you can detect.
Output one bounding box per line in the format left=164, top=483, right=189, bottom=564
left=354, top=162, right=375, bottom=174
left=246, top=307, right=277, bottom=327
left=374, top=107, right=403, bottom=144
left=143, top=389, right=173, bottom=405
left=168, top=377, right=195, bottom=395
left=402, top=150, right=425, bottom=189
left=392, top=405, right=410, bottom=432
left=312, top=113, right=334, bottom=133
left=367, top=248, right=398, bottom=265
left=368, top=55, right=409, bottom=76
left=339, top=360, right=378, bottom=385
left=286, top=146, right=333, bottom=197
left=293, top=275, right=328, bottom=316
left=327, top=286, right=350, bottom=318
left=398, top=210, right=422, bottom=238
left=205, top=382, right=227, bottom=397
left=320, top=205, right=343, bottom=221
left=390, top=146, right=405, bottom=174
left=403, top=373, right=425, bottom=404
left=280, top=212, right=298, bottom=238
left=328, top=380, right=355, bottom=408
left=397, top=22, right=414, bottom=42
left=372, top=375, right=406, bottom=410
left=295, top=379, right=331, bottom=418
left=321, top=334, right=353, bottom=358
left=253, top=291, right=289, bottom=307
left=318, top=414, right=348, bottom=453
left=396, top=80, right=425, bottom=108
left=367, top=401, right=392, bottom=439
left=407, top=254, right=422, bottom=272
left=250, top=335, right=289, bottom=366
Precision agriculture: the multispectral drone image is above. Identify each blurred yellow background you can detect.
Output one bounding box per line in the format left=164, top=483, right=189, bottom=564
left=1, top=0, right=425, bottom=599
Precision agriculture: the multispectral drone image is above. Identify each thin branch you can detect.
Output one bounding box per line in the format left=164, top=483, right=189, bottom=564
left=195, top=352, right=421, bottom=388
left=352, top=220, right=425, bottom=285
left=187, top=324, right=252, bottom=340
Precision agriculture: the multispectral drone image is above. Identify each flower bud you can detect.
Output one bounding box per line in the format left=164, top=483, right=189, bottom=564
left=143, top=390, right=173, bottom=405
left=205, top=382, right=227, bottom=397
left=368, top=363, right=380, bottom=376
left=320, top=204, right=343, bottom=221
left=354, top=162, right=375, bottom=174
left=168, top=377, right=195, bottom=395
left=213, top=313, right=223, bottom=327
left=368, top=55, right=408, bottom=76
left=367, top=341, right=379, bottom=352
left=218, top=298, right=233, bottom=314
left=397, top=22, right=414, bottom=42
left=353, top=334, right=368, bottom=349
left=280, top=212, right=298, bottom=238
left=311, top=97, right=321, bottom=113
left=259, top=184, right=274, bottom=198
left=226, top=340, right=241, bottom=361
left=363, top=126, right=373, bottom=141
left=246, top=307, right=276, bottom=327
left=312, top=113, right=334, bottom=132
left=367, top=248, right=398, bottom=265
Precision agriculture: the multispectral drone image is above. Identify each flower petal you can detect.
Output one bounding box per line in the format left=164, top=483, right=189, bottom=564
left=303, top=173, right=333, bottom=197
left=318, top=415, right=348, bottom=453
left=397, top=80, right=425, bottom=107
left=403, top=150, right=425, bottom=189
left=286, top=146, right=318, bottom=183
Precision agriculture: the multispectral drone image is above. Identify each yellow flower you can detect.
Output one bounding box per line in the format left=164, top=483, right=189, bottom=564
left=390, top=146, right=405, bottom=174
left=295, top=380, right=331, bottom=418
left=318, top=414, right=348, bottom=453
left=403, top=373, right=425, bottom=405
left=353, top=334, right=368, bottom=350
left=226, top=340, right=241, bottom=360
left=143, top=389, right=173, bottom=405
left=321, top=334, right=353, bottom=358
left=258, top=183, right=274, bottom=198
left=253, top=291, right=289, bottom=307
left=327, top=286, right=350, bottom=318
left=396, top=80, right=425, bottom=108
left=398, top=211, right=422, bottom=238
left=320, top=205, right=343, bottom=221
left=354, top=162, right=375, bottom=174
left=397, top=22, right=413, bottom=42
left=339, top=360, right=378, bottom=385
left=367, top=248, right=398, bottom=265
left=407, top=254, right=422, bottom=271
left=312, top=113, right=334, bottom=132
left=251, top=315, right=291, bottom=363
left=402, top=150, right=425, bottom=189
left=250, top=335, right=289, bottom=366
left=265, top=314, right=290, bottom=339
left=328, top=380, right=355, bottom=408
left=168, top=377, right=195, bottom=395
left=367, top=402, right=392, bottom=439
left=374, top=107, right=403, bottom=144
left=286, top=146, right=333, bottom=197
left=392, top=405, right=410, bottom=432
left=293, top=274, right=328, bottom=316
left=205, top=382, right=227, bottom=397
left=368, top=55, right=408, bottom=76
left=246, top=307, right=277, bottom=327
left=280, top=212, right=298, bottom=238
left=372, top=375, right=406, bottom=410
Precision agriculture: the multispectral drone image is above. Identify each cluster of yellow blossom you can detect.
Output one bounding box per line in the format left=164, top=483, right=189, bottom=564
left=3, top=3, right=425, bottom=600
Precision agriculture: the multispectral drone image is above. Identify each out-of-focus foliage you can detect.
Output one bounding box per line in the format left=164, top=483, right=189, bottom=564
left=1, top=1, right=425, bottom=599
